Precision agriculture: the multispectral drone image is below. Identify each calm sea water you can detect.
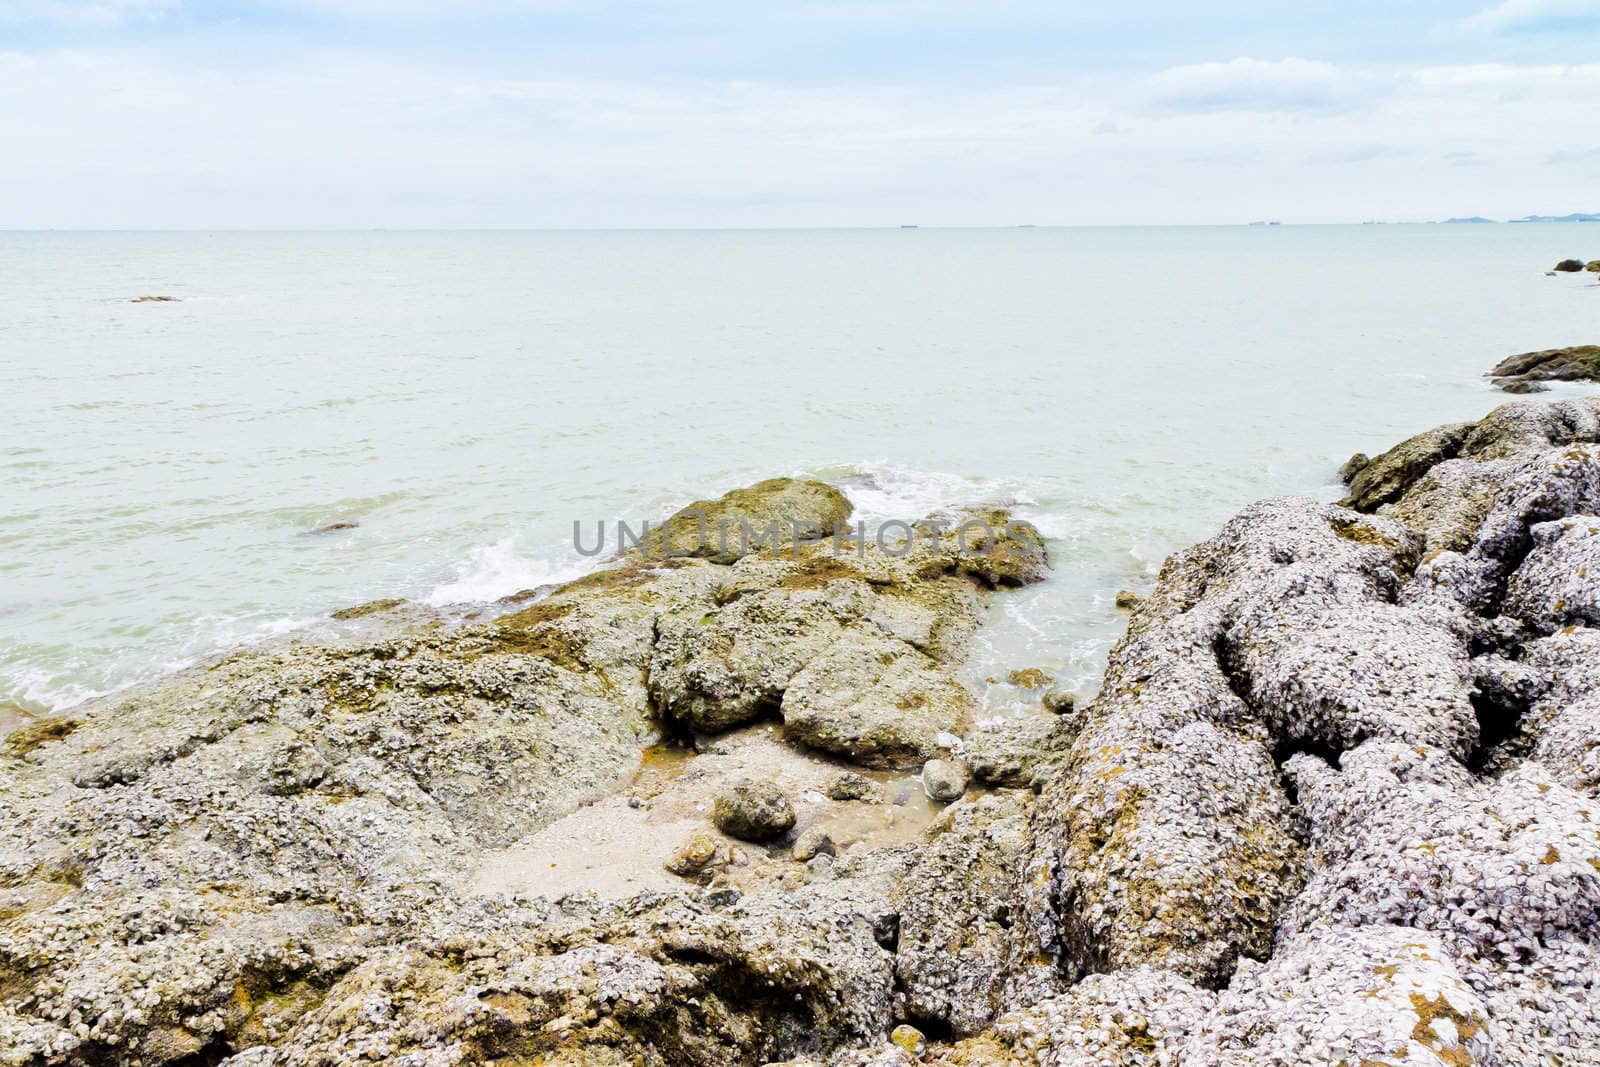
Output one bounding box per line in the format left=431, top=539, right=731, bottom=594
left=3, top=226, right=1598, bottom=717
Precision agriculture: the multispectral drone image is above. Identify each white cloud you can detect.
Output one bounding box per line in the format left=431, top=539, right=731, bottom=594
left=1452, top=0, right=1600, bottom=35
left=2, top=51, right=1598, bottom=227
left=1146, top=58, right=1376, bottom=114
left=0, top=0, right=177, bottom=23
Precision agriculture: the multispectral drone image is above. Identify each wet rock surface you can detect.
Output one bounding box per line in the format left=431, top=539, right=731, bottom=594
left=1489, top=344, right=1600, bottom=392
left=6, top=400, right=1600, bottom=1065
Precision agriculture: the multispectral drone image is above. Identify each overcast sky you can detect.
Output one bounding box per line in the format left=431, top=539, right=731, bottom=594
left=3, top=0, right=1598, bottom=227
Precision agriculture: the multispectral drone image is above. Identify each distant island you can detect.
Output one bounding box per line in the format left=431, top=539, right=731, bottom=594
left=1434, top=212, right=1600, bottom=224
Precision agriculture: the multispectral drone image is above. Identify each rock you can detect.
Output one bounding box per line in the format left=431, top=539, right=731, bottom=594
left=1113, top=589, right=1143, bottom=611
left=648, top=513, right=1045, bottom=736
left=130, top=294, right=179, bottom=302
left=1340, top=420, right=1477, bottom=510
left=640, top=477, right=853, bottom=563
left=1488, top=344, right=1600, bottom=391
left=11, top=412, right=1600, bottom=1065
left=782, top=632, right=975, bottom=768
left=329, top=596, right=405, bottom=620
left=965, top=967, right=1216, bottom=1066
left=1181, top=927, right=1491, bottom=1066
left=962, top=716, right=1067, bottom=788
left=1501, top=379, right=1551, bottom=394
left=940, top=510, right=1050, bottom=587
left=1005, top=667, right=1052, bottom=689
left=1337, top=451, right=1371, bottom=484
left=712, top=779, right=796, bottom=841
left=1505, top=516, right=1600, bottom=632
left=1041, top=687, right=1076, bottom=714
left=666, top=831, right=723, bottom=875
left=920, top=758, right=967, bottom=802
left=792, top=826, right=835, bottom=862
left=2, top=716, right=78, bottom=758
left=890, top=1024, right=926, bottom=1058
left=825, top=770, right=880, bottom=801
left=894, top=794, right=1035, bottom=1035
left=1554, top=259, right=1585, bottom=271
left=308, top=520, right=359, bottom=533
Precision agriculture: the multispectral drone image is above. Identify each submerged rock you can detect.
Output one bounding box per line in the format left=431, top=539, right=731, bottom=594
left=825, top=770, right=880, bottom=802
left=1005, top=667, right=1052, bottom=689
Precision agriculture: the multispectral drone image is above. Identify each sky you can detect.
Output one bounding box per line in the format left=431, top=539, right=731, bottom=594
left=1, top=0, right=1598, bottom=227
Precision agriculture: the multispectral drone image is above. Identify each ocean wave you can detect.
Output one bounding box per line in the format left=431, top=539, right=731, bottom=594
left=425, top=536, right=595, bottom=606
left=815, top=463, right=1068, bottom=536
left=3, top=612, right=317, bottom=714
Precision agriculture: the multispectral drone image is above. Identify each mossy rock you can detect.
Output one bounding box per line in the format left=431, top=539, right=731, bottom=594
left=1489, top=345, right=1600, bottom=392
left=4, top=717, right=79, bottom=758
left=1341, top=421, right=1476, bottom=511
left=330, top=598, right=406, bottom=620
left=639, top=478, right=852, bottom=564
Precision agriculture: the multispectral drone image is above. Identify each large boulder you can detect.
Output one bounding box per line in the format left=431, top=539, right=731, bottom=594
left=639, top=477, right=853, bottom=563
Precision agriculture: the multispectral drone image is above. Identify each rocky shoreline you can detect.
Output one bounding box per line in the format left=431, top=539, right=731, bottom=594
left=4, top=397, right=1600, bottom=1065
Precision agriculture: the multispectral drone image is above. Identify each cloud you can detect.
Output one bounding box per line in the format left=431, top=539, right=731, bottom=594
left=2, top=51, right=1599, bottom=227
left=0, top=0, right=177, bottom=23
left=1451, top=0, right=1600, bottom=35
left=1145, top=58, right=1376, bottom=114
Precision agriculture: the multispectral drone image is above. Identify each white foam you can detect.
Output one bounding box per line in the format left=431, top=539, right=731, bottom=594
left=829, top=463, right=1056, bottom=529
left=5, top=611, right=319, bottom=713
left=425, top=536, right=595, bottom=606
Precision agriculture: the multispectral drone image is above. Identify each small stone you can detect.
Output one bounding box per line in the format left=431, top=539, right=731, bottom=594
left=1006, top=667, right=1053, bottom=689
left=1114, top=589, right=1144, bottom=611
left=701, top=886, right=741, bottom=908
left=890, top=1023, right=926, bottom=1058
left=665, top=832, right=721, bottom=876
left=712, top=779, right=796, bottom=841
left=792, top=826, right=835, bottom=862
left=921, top=758, right=968, bottom=802
left=1042, top=688, right=1077, bottom=714
left=824, top=771, right=878, bottom=802
left=627, top=795, right=643, bottom=809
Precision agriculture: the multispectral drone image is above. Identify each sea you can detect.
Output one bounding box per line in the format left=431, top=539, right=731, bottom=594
left=3, top=225, right=1598, bottom=720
